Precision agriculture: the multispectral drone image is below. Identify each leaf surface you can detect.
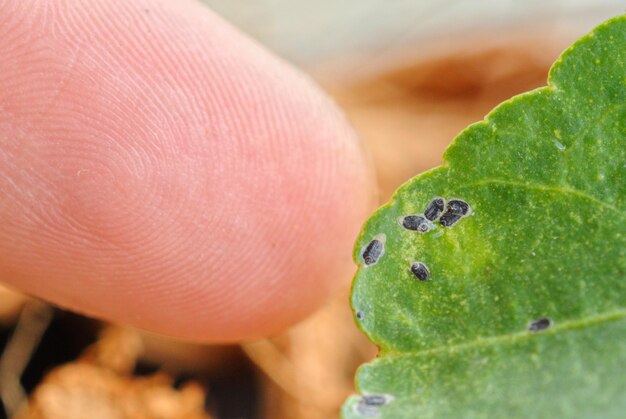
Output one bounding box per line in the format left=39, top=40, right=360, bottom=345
left=344, top=16, right=626, bottom=419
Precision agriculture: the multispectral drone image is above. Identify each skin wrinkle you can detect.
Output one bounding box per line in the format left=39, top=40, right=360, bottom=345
left=0, top=0, right=375, bottom=341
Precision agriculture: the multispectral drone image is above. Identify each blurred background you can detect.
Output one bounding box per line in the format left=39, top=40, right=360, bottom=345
left=1, top=1, right=622, bottom=418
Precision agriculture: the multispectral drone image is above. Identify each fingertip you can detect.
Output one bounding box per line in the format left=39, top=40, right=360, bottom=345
left=0, top=0, right=375, bottom=341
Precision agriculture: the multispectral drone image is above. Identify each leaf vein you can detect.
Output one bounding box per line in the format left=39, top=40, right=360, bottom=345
left=468, top=178, right=623, bottom=216
left=381, top=309, right=626, bottom=359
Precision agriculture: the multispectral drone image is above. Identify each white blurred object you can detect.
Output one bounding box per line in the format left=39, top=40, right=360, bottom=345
left=202, top=0, right=623, bottom=84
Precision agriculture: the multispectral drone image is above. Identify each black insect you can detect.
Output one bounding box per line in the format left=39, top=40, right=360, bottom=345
left=439, top=212, right=462, bottom=227
left=424, top=197, right=445, bottom=221
left=355, top=394, right=392, bottom=417
left=410, top=262, right=430, bottom=281
left=447, top=199, right=470, bottom=215
left=356, top=311, right=364, bottom=320
left=362, top=238, right=384, bottom=266
left=528, top=317, right=552, bottom=332
left=362, top=395, right=388, bottom=407
left=401, top=215, right=431, bottom=233
left=440, top=199, right=470, bottom=227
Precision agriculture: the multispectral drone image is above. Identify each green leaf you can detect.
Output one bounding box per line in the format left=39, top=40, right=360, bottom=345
left=344, top=15, right=626, bottom=419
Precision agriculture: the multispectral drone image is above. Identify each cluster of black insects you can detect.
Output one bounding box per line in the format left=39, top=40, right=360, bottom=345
left=402, top=197, right=470, bottom=232
left=359, top=197, right=554, bottom=334
left=361, top=197, right=471, bottom=282
left=357, top=196, right=557, bottom=343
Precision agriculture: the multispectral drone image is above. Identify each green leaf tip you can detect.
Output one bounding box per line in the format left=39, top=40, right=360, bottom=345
left=346, top=15, right=626, bottom=419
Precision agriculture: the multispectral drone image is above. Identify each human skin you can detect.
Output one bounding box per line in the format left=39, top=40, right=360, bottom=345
left=0, top=0, right=375, bottom=342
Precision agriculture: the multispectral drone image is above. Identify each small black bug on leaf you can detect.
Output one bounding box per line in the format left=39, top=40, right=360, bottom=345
left=362, top=394, right=387, bottom=406
left=401, top=215, right=431, bottom=233
left=440, top=199, right=470, bottom=227
left=439, top=212, right=462, bottom=227
left=355, top=394, right=393, bottom=417
left=410, top=262, right=430, bottom=281
left=528, top=317, right=552, bottom=332
left=447, top=199, right=470, bottom=215
left=362, top=236, right=384, bottom=266
left=424, top=197, right=445, bottom=221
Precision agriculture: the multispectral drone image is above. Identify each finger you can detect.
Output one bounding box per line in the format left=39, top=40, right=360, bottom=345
left=0, top=0, right=375, bottom=341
